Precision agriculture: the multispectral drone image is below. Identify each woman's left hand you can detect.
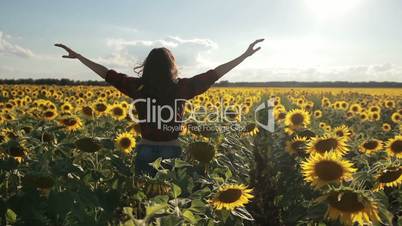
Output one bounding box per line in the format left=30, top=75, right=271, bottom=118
left=243, top=38, right=264, bottom=57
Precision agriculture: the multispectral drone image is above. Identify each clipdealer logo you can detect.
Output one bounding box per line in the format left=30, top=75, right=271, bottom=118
left=127, top=97, right=275, bottom=132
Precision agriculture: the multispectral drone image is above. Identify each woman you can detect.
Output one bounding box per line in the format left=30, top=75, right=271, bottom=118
left=55, top=38, right=264, bottom=176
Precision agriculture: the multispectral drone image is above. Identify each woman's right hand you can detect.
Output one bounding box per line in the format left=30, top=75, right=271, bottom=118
left=54, top=43, right=80, bottom=59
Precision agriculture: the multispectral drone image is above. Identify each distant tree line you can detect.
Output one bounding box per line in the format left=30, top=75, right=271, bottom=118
left=0, top=78, right=401, bottom=88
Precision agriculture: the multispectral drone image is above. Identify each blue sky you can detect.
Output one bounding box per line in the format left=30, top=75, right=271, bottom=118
left=1, top=0, right=402, bottom=81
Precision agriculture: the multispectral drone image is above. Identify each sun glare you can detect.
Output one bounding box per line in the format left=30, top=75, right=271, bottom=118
left=304, top=0, right=361, bottom=19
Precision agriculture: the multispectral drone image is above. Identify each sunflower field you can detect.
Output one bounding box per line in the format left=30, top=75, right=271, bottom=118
left=0, top=84, right=401, bottom=226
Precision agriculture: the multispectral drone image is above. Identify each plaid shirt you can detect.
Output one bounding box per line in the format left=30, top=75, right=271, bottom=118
left=105, top=69, right=219, bottom=141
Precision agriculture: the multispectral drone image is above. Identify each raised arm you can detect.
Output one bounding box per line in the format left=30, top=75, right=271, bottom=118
left=214, top=38, right=264, bottom=79
left=54, top=43, right=108, bottom=79
left=179, top=38, right=265, bottom=99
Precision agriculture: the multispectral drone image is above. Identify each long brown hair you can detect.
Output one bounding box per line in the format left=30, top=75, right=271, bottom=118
left=134, top=47, right=178, bottom=99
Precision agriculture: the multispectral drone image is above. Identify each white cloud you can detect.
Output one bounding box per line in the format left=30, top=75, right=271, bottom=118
left=226, top=63, right=402, bottom=82
left=101, top=36, right=218, bottom=75
left=0, top=31, right=35, bottom=58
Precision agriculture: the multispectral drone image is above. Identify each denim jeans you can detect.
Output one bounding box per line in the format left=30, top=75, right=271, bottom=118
left=134, top=144, right=182, bottom=177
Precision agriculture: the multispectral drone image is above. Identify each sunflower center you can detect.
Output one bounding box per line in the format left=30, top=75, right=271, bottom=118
left=82, top=106, right=93, bottom=116
left=327, top=191, right=365, bottom=213
left=290, top=113, right=304, bottom=125
left=314, top=160, right=344, bottom=181
left=390, top=140, right=402, bottom=153
left=63, top=118, right=77, bottom=126
left=96, top=104, right=107, bottom=112
left=378, top=168, right=402, bottom=183
left=113, top=107, right=124, bottom=116
left=315, top=138, right=338, bottom=153
left=291, top=141, right=305, bottom=152
left=278, top=112, right=286, bottom=120
left=335, top=131, right=344, bottom=137
left=44, top=111, right=55, bottom=117
left=217, top=189, right=242, bottom=203
left=119, top=138, right=132, bottom=149
left=363, top=141, right=378, bottom=150
left=245, top=123, right=256, bottom=132
left=8, top=145, right=25, bottom=157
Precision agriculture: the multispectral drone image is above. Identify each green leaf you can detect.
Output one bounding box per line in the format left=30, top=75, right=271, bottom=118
left=231, top=207, right=254, bottom=221
left=174, top=159, right=192, bottom=168
left=6, top=209, right=17, bottom=224
left=145, top=203, right=168, bottom=217
left=182, top=210, right=198, bottom=224
left=172, top=183, right=182, bottom=198
left=189, top=199, right=206, bottom=213
left=151, top=157, right=163, bottom=170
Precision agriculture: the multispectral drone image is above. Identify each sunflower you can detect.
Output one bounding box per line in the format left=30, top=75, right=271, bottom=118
left=59, top=116, right=83, bottom=131
left=4, top=139, right=28, bottom=163
left=209, top=184, right=254, bottom=211
left=242, top=123, right=259, bottom=136
left=359, top=112, right=369, bottom=121
left=374, top=166, right=402, bottom=191
left=42, top=109, right=58, bottom=120
left=359, top=139, right=383, bottom=154
left=296, top=129, right=316, bottom=140
left=93, top=102, right=109, bottom=116
left=324, top=125, right=332, bottom=133
left=384, top=135, right=402, bottom=158
left=324, top=189, right=381, bottom=226
left=301, top=152, right=356, bottom=188
left=346, top=111, right=355, bottom=119
left=313, top=110, right=322, bottom=119
left=75, top=137, right=102, bottom=153
left=332, top=125, right=352, bottom=142
left=274, top=110, right=286, bottom=121
left=80, top=105, right=95, bottom=118
left=307, top=134, right=349, bottom=156
left=369, top=111, right=380, bottom=121
left=382, top=123, right=391, bottom=132
left=286, top=136, right=307, bottom=156
left=391, top=112, right=401, bottom=123
left=60, top=102, right=74, bottom=112
left=187, top=141, right=215, bottom=163
left=108, top=104, right=127, bottom=121
left=284, top=109, right=311, bottom=134
left=384, top=100, right=395, bottom=108
left=115, top=132, right=136, bottom=154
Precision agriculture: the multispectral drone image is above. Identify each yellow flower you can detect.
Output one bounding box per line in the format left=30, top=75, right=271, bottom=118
left=42, top=109, right=58, bottom=120
left=209, top=184, right=254, bottom=211
left=391, top=112, right=401, bottom=123
left=284, top=109, right=311, bottom=134
left=60, top=102, right=74, bottom=112
left=324, top=189, right=381, bottom=226
left=187, top=141, right=215, bottom=163
left=59, top=116, right=83, bottom=131
left=384, top=135, right=402, bottom=158
left=108, top=103, right=127, bottom=121
left=382, top=123, right=391, bottom=132
left=332, top=125, right=352, bottom=142
left=374, top=166, right=402, bottom=191
left=242, top=123, right=259, bottom=136
left=307, top=134, right=349, bottom=156
left=359, top=139, right=383, bottom=154
left=93, top=101, right=109, bottom=116
left=115, top=132, right=136, bottom=154
left=313, top=110, right=322, bottom=118
left=301, top=152, right=356, bottom=188
left=286, top=136, right=307, bottom=156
